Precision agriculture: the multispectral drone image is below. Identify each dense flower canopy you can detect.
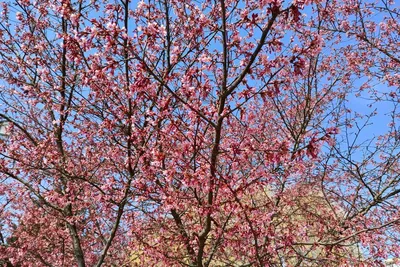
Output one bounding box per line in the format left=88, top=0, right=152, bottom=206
left=0, top=0, right=399, bottom=266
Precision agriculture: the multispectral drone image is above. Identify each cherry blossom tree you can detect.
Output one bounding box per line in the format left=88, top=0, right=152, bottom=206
left=0, top=0, right=399, bottom=266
